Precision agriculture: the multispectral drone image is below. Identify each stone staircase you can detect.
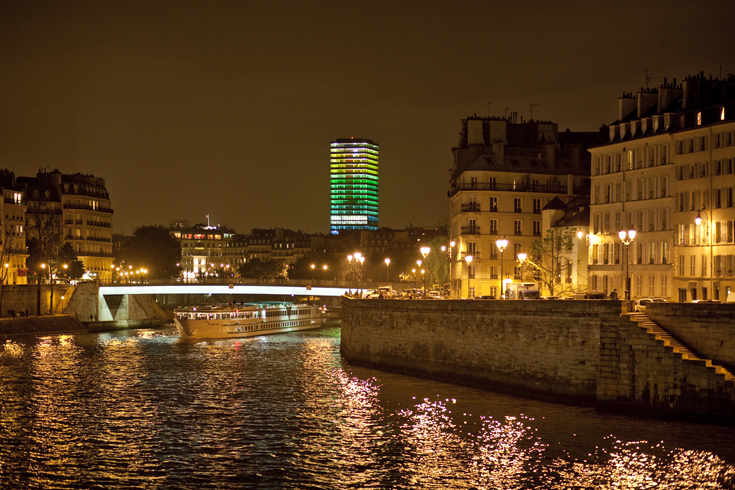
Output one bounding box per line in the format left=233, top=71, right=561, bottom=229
left=628, top=312, right=735, bottom=384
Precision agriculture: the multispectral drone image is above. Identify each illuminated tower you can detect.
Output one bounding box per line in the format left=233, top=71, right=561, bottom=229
left=330, top=138, right=379, bottom=232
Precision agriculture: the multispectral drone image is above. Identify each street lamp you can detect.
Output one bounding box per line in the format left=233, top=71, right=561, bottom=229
left=322, top=264, right=328, bottom=283
left=495, top=236, right=508, bottom=299
left=449, top=240, right=456, bottom=298
left=420, top=247, right=430, bottom=295
left=695, top=209, right=714, bottom=299
left=517, top=252, right=527, bottom=284
left=464, top=255, right=473, bottom=298
left=347, top=255, right=353, bottom=295
left=384, top=258, right=391, bottom=283
left=618, top=228, right=637, bottom=300
left=357, top=254, right=365, bottom=295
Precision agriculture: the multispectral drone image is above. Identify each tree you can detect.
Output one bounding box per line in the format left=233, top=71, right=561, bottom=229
left=287, top=252, right=336, bottom=280
left=56, top=243, right=85, bottom=281
left=526, top=227, right=576, bottom=297
left=118, top=225, right=182, bottom=280
left=424, top=236, right=451, bottom=288
left=238, top=258, right=285, bottom=280
left=0, top=220, right=20, bottom=317
left=26, top=201, right=63, bottom=314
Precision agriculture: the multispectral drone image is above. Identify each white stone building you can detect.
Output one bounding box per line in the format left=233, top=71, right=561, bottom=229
left=588, top=73, right=735, bottom=301
left=449, top=115, right=604, bottom=298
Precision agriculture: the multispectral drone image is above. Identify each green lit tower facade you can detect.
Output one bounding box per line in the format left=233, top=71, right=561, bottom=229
left=330, top=138, right=379, bottom=232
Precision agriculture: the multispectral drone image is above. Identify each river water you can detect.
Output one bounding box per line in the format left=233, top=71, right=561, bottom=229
left=1, top=324, right=734, bottom=489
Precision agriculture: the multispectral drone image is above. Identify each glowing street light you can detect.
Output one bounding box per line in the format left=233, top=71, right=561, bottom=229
left=465, top=254, right=473, bottom=298
left=695, top=209, right=713, bottom=299
left=618, top=228, right=636, bottom=300
left=495, top=236, right=508, bottom=299
left=384, top=257, right=391, bottom=282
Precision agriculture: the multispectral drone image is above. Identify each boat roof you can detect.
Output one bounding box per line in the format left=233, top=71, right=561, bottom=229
left=174, top=301, right=305, bottom=312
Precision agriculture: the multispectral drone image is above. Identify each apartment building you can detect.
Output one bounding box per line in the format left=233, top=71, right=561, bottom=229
left=449, top=115, right=603, bottom=298
left=588, top=73, right=735, bottom=301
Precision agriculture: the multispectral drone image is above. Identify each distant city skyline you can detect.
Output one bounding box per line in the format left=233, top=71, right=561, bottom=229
left=1, top=1, right=734, bottom=235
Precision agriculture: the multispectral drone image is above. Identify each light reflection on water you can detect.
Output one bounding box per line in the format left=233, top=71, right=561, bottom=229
left=0, top=327, right=734, bottom=489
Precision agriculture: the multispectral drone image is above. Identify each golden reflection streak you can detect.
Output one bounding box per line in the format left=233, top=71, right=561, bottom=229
left=544, top=436, right=735, bottom=489
left=295, top=337, right=384, bottom=487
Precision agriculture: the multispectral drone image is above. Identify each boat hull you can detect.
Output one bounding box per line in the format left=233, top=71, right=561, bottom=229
left=174, top=316, right=326, bottom=339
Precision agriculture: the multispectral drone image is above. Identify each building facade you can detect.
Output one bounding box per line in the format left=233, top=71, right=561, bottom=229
left=0, top=170, right=28, bottom=285
left=449, top=115, right=602, bottom=298
left=588, top=73, right=735, bottom=301
left=20, top=170, right=114, bottom=282
left=330, top=138, right=379, bottom=232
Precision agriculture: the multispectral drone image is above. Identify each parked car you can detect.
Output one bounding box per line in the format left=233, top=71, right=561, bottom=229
left=519, top=290, right=541, bottom=300
left=634, top=297, right=666, bottom=312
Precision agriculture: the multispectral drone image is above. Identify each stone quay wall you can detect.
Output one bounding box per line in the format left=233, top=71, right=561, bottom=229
left=341, top=298, right=735, bottom=423
left=340, top=298, right=612, bottom=403
left=644, top=303, right=735, bottom=372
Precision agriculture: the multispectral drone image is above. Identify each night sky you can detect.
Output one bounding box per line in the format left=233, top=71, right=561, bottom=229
left=2, top=1, right=734, bottom=236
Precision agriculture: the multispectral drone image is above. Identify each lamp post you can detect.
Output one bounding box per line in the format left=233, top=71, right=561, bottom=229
left=416, top=259, right=422, bottom=297
left=347, top=255, right=353, bottom=295
left=449, top=240, right=456, bottom=298
left=517, top=252, right=527, bottom=283
left=420, top=247, right=430, bottom=295
left=495, top=236, right=508, bottom=299
left=357, top=254, right=365, bottom=296
left=322, top=264, right=328, bottom=283
left=618, top=228, right=636, bottom=300
left=695, top=209, right=714, bottom=299
left=310, top=263, right=315, bottom=283
left=384, top=258, right=391, bottom=283
left=464, top=255, right=473, bottom=298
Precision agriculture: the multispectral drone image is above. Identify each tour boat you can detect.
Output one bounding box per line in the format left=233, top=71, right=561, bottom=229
left=173, top=302, right=326, bottom=339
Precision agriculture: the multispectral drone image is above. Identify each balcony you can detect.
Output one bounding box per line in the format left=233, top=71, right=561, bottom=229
left=461, top=203, right=481, bottom=212
left=460, top=226, right=480, bottom=235
left=450, top=181, right=573, bottom=197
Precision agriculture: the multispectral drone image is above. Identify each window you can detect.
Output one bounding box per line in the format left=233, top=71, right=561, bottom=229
left=648, top=275, right=656, bottom=296
left=690, top=256, right=696, bottom=276
left=514, top=198, right=522, bottom=213
left=489, top=197, right=498, bottom=212
left=661, top=275, right=668, bottom=297
left=514, top=220, right=522, bottom=235
left=533, top=221, right=541, bottom=236
left=490, top=219, right=498, bottom=235
left=533, top=198, right=541, bottom=214
left=649, top=241, right=656, bottom=264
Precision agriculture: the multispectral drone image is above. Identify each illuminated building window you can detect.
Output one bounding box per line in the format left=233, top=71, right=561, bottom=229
left=330, top=138, right=379, bottom=232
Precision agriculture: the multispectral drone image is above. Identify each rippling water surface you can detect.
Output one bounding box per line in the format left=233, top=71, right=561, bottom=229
left=1, top=325, right=734, bottom=489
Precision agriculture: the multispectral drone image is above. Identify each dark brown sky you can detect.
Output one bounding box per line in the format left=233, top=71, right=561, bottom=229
left=2, top=1, right=734, bottom=235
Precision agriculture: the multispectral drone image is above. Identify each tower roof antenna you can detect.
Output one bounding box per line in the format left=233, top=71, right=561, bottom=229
left=530, top=103, right=541, bottom=119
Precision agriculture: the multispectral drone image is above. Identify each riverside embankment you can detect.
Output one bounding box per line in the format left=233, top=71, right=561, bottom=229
left=0, top=315, right=88, bottom=336
left=340, top=297, right=735, bottom=424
